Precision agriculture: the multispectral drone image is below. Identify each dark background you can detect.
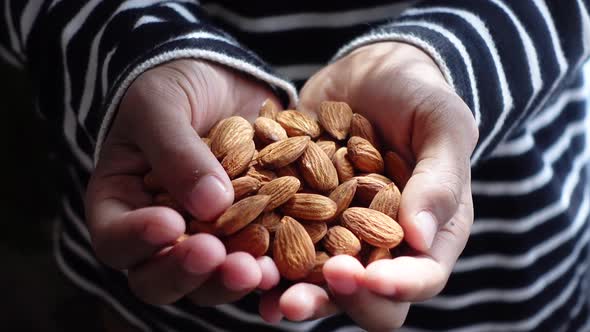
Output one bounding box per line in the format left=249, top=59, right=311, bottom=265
left=0, top=63, right=132, bottom=331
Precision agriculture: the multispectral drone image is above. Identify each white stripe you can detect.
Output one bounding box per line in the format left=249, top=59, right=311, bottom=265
left=162, top=2, right=198, bottom=23
left=402, top=257, right=589, bottom=332
left=53, top=222, right=152, bottom=332
left=4, top=0, right=22, bottom=58
left=62, top=196, right=91, bottom=243
left=473, top=136, right=590, bottom=234
left=48, top=0, right=62, bottom=11
left=216, top=304, right=326, bottom=332
left=62, top=231, right=99, bottom=268
left=402, top=7, right=513, bottom=163
left=157, top=306, right=227, bottom=332
left=472, top=119, right=588, bottom=195
left=201, top=2, right=415, bottom=32
left=275, top=64, right=322, bottom=81
left=579, top=0, right=590, bottom=59
left=490, top=132, right=534, bottom=157
left=19, top=0, right=43, bottom=45
left=533, top=0, right=568, bottom=73
left=95, top=48, right=298, bottom=163
left=0, top=43, right=22, bottom=68
left=457, top=185, right=589, bottom=272
left=331, top=327, right=365, bottom=332
left=393, top=19, right=487, bottom=126
left=425, top=209, right=590, bottom=308
left=133, top=15, right=165, bottom=29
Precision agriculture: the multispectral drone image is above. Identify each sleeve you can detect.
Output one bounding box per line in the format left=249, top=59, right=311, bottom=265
left=332, top=0, right=590, bottom=164
left=0, top=0, right=297, bottom=170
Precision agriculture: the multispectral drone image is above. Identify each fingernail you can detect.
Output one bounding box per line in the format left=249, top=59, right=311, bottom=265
left=187, top=174, right=231, bottom=221
left=326, top=275, right=358, bottom=295
left=415, top=211, right=438, bottom=249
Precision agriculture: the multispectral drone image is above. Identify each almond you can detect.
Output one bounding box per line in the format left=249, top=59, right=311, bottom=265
left=276, top=164, right=302, bottom=179
left=143, top=171, right=163, bottom=192
left=255, top=211, right=282, bottom=233
left=210, top=116, right=254, bottom=159
left=153, top=193, right=184, bottom=213
left=254, top=117, right=288, bottom=145
left=231, top=176, right=261, bottom=201
left=384, top=151, right=412, bottom=189
left=258, top=176, right=301, bottom=211
left=347, top=136, right=384, bottom=174
left=341, top=207, right=404, bottom=248
left=207, top=118, right=227, bottom=139
left=259, top=98, right=280, bottom=120
left=350, top=113, right=380, bottom=148
left=369, top=182, right=401, bottom=219
left=323, top=225, right=362, bottom=256
left=328, top=179, right=358, bottom=222
left=298, top=141, right=339, bottom=192
left=276, top=110, right=321, bottom=138
left=332, top=147, right=355, bottom=183
left=224, top=223, right=270, bottom=257
left=301, top=221, right=328, bottom=244
left=246, top=166, right=277, bottom=185
left=175, top=234, right=189, bottom=244
left=302, top=251, right=330, bottom=285
left=257, top=136, right=310, bottom=169
left=366, top=247, right=393, bottom=265
left=221, top=140, right=256, bottom=179
left=214, top=195, right=271, bottom=236
left=281, top=193, right=337, bottom=222
left=316, top=140, right=337, bottom=159
left=202, top=137, right=212, bottom=148
left=273, top=216, right=316, bottom=280
left=355, top=175, right=388, bottom=206
left=318, top=101, right=353, bottom=140
left=364, top=173, right=392, bottom=184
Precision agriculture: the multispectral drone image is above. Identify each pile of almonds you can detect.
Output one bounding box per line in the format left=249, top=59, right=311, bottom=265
left=144, top=100, right=413, bottom=284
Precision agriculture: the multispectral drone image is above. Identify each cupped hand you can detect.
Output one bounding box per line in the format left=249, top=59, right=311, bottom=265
left=259, top=42, right=478, bottom=330
left=85, top=59, right=281, bottom=306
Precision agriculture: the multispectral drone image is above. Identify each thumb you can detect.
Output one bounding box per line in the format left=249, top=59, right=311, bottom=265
left=124, top=82, right=234, bottom=222
left=398, top=94, right=477, bottom=252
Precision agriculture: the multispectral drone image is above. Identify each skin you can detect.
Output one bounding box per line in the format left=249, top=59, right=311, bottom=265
left=85, top=41, right=478, bottom=330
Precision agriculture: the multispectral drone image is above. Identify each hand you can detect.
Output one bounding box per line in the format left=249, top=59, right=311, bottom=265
left=85, top=60, right=281, bottom=306
left=259, top=42, right=478, bottom=330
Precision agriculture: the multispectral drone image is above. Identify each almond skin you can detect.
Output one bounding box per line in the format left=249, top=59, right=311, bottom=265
left=254, top=211, right=282, bottom=233
left=259, top=98, right=280, bottom=120
left=323, top=225, right=362, bottom=256
left=153, top=193, right=184, bottom=213
left=298, top=141, right=339, bottom=192
left=231, top=176, right=261, bottom=201
left=221, top=140, right=256, bottom=179
left=246, top=166, right=277, bottom=185
left=332, top=147, right=355, bottom=183
left=143, top=171, right=163, bottom=192
left=384, top=150, right=412, bottom=189
left=302, top=251, right=330, bottom=285
left=301, top=221, right=328, bottom=244
left=355, top=175, right=388, bottom=206
left=254, top=117, right=288, bottom=145
left=316, top=140, right=337, bottom=159
left=347, top=136, right=384, bottom=174
left=224, top=223, right=270, bottom=257
left=206, top=118, right=227, bottom=139
left=214, top=195, right=271, bottom=236
left=273, top=216, right=316, bottom=280
left=350, top=113, right=380, bottom=148
left=369, top=182, right=401, bottom=219
left=276, top=110, right=321, bottom=138
left=259, top=176, right=301, bottom=211
left=257, top=136, right=311, bottom=169
left=202, top=137, right=212, bottom=148
left=318, top=101, right=353, bottom=140
left=328, top=179, right=358, bottom=222
left=281, top=193, right=337, bottom=222
left=276, top=164, right=302, bottom=179
left=341, top=207, right=404, bottom=248
left=211, top=116, right=254, bottom=159
left=367, top=247, right=393, bottom=265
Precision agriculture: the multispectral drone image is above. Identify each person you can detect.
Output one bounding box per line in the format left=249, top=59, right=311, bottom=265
left=2, top=0, right=589, bottom=331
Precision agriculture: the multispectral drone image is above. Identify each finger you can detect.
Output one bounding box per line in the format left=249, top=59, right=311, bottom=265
left=90, top=205, right=186, bottom=269
left=366, top=183, right=474, bottom=301
left=324, top=255, right=410, bottom=331
left=259, top=288, right=285, bottom=323
left=122, top=78, right=234, bottom=222
left=399, top=93, right=477, bottom=251
left=128, top=233, right=226, bottom=305
left=188, top=252, right=262, bottom=306
left=256, top=256, right=280, bottom=291
left=279, top=283, right=339, bottom=321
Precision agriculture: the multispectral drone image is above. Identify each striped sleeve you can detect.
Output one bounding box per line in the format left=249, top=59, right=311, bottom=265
left=0, top=0, right=297, bottom=169
left=334, top=0, right=590, bottom=164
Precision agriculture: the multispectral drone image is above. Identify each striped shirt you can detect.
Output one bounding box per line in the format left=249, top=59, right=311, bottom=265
left=2, top=1, right=590, bottom=331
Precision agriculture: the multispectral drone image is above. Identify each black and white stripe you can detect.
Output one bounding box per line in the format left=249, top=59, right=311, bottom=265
left=2, top=0, right=590, bottom=331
